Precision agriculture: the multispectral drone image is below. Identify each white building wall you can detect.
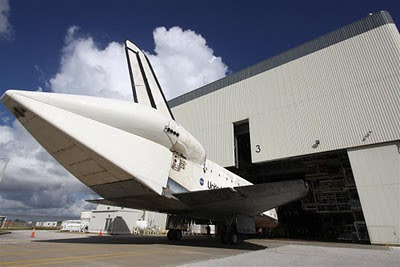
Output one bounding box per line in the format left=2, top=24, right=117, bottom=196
left=348, top=142, right=400, bottom=245
left=88, top=209, right=139, bottom=234
left=169, top=12, right=400, bottom=245
left=87, top=205, right=167, bottom=234
left=80, top=211, right=92, bottom=225
left=35, top=221, right=58, bottom=227
left=61, top=220, right=83, bottom=232
left=171, top=22, right=400, bottom=167
left=143, top=211, right=168, bottom=229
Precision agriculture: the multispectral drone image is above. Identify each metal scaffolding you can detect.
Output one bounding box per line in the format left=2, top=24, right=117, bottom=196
left=300, top=153, right=369, bottom=242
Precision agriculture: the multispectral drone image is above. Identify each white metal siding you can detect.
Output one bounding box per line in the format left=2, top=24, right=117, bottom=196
left=348, top=142, right=400, bottom=245
left=172, top=23, right=400, bottom=166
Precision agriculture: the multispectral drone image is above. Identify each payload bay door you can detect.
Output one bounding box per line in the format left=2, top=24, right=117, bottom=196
left=234, top=120, right=252, bottom=170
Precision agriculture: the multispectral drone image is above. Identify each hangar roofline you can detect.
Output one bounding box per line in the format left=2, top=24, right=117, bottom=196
left=168, top=10, right=394, bottom=108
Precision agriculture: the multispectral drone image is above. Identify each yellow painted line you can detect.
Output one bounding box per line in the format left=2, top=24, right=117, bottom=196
left=0, top=246, right=105, bottom=257
left=0, top=251, right=135, bottom=265
left=8, top=251, right=160, bottom=267
left=0, top=249, right=167, bottom=266
left=0, top=252, right=33, bottom=256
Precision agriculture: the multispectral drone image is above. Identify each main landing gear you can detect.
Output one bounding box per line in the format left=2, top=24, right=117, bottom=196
left=219, top=216, right=240, bottom=245
left=167, top=229, right=182, bottom=241
left=219, top=226, right=239, bottom=245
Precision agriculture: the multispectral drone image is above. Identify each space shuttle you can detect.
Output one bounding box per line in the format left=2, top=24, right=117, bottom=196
left=1, top=40, right=308, bottom=244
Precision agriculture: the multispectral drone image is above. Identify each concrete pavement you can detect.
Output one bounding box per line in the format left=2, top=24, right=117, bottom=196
left=1, top=231, right=398, bottom=266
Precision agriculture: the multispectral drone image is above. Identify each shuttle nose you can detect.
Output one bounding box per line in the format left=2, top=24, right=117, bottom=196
left=1, top=89, right=17, bottom=105
left=1, top=89, right=173, bottom=148
left=1, top=89, right=16, bottom=98
left=2, top=89, right=68, bottom=109
left=2, top=90, right=41, bottom=111
left=0, top=89, right=173, bottom=196
left=1, top=90, right=35, bottom=120
left=2, top=89, right=38, bottom=102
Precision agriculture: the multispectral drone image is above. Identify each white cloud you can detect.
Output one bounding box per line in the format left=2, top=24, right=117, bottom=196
left=0, top=0, right=12, bottom=38
left=147, top=26, right=228, bottom=99
left=0, top=121, right=96, bottom=217
left=49, top=25, right=228, bottom=100
left=0, top=125, right=13, bottom=143
left=49, top=26, right=132, bottom=100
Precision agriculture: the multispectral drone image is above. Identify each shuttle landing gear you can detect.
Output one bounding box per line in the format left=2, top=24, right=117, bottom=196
left=220, top=229, right=239, bottom=245
left=219, top=216, right=239, bottom=245
left=228, top=232, right=239, bottom=245
left=167, top=229, right=182, bottom=241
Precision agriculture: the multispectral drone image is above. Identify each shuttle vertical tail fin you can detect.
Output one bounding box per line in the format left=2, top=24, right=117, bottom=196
left=125, top=40, right=174, bottom=120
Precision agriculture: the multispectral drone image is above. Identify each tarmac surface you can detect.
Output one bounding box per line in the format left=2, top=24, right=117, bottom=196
left=0, top=230, right=399, bottom=266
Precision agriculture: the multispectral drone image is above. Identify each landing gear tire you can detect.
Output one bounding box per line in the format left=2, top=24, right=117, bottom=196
left=228, top=232, right=239, bottom=245
left=174, top=229, right=182, bottom=240
left=167, top=229, right=175, bottom=240
left=167, top=229, right=182, bottom=241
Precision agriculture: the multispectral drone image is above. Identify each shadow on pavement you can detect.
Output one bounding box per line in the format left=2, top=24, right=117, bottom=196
left=35, top=235, right=267, bottom=251
left=0, top=231, right=11, bottom=235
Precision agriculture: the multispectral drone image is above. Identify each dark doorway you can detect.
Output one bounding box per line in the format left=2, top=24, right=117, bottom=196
left=227, top=149, right=370, bottom=243
left=234, top=120, right=252, bottom=173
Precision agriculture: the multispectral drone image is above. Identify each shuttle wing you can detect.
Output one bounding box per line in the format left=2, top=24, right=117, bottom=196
left=173, top=179, right=309, bottom=217
left=125, top=40, right=174, bottom=120
left=86, top=179, right=308, bottom=218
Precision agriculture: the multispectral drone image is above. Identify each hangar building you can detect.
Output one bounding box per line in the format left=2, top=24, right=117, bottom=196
left=169, top=11, right=400, bottom=245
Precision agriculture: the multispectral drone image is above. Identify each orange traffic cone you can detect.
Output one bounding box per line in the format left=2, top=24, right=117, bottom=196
left=99, top=230, right=103, bottom=236
left=30, top=228, right=35, bottom=238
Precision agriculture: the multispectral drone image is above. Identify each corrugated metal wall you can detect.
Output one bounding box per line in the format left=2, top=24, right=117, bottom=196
left=170, top=13, right=400, bottom=167
left=348, top=142, right=400, bottom=245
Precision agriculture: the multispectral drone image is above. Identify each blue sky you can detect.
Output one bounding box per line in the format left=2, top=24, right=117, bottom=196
left=0, top=0, right=399, bottom=218
left=1, top=0, right=400, bottom=97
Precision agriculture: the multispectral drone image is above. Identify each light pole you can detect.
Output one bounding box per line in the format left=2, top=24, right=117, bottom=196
left=0, top=158, right=9, bottom=183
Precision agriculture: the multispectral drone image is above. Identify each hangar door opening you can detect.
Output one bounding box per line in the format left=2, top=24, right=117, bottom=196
left=233, top=120, right=252, bottom=173
left=227, top=149, right=369, bottom=243
left=259, top=151, right=369, bottom=243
